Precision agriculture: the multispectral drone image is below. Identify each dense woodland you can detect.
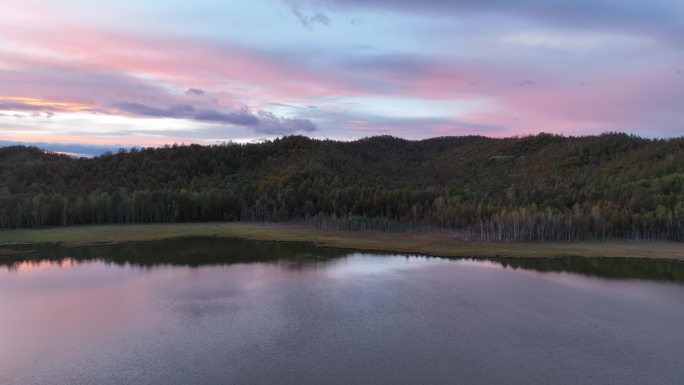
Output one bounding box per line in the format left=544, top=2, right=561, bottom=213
left=1, top=133, right=683, bottom=241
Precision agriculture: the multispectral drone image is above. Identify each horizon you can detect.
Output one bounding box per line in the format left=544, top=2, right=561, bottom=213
left=2, top=1, right=683, bottom=149
left=2, top=131, right=681, bottom=158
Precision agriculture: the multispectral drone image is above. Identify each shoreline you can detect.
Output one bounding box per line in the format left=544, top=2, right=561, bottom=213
left=1, top=222, right=683, bottom=261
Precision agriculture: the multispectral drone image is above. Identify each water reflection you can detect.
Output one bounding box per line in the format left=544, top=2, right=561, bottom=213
left=2, top=238, right=684, bottom=385
left=2, top=237, right=683, bottom=283
left=490, top=256, right=684, bottom=283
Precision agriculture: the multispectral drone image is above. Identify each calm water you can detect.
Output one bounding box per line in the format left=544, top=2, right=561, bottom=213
left=1, top=238, right=683, bottom=385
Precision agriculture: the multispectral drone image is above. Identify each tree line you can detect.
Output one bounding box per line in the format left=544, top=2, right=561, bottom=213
left=1, top=133, right=683, bottom=241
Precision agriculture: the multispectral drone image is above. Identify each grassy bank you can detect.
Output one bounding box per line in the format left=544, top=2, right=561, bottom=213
left=1, top=222, right=683, bottom=260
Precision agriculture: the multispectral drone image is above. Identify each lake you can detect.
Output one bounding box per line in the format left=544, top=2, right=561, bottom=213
left=1, top=238, right=683, bottom=385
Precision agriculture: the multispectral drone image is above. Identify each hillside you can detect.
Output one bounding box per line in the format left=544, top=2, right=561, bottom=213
left=1, top=133, right=683, bottom=241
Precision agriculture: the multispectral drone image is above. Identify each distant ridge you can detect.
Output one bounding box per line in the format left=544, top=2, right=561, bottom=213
left=0, top=145, right=70, bottom=162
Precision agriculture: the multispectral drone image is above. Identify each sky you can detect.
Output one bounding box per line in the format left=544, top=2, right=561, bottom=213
left=1, top=0, right=683, bottom=154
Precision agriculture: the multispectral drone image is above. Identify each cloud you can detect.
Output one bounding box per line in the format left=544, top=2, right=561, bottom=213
left=256, top=111, right=317, bottom=134
left=0, top=56, right=175, bottom=109
left=113, top=102, right=195, bottom=118
left=29, top=112, right=54, bottom=119
left=344, top=53, right=435, bottom=77
left=0, top=98, right=90, bottom=115
left=112, top=102, right=317, bottom=135
left=516, top=80, right=536, bottom=89
left=194, top=108, right=260, bottom=126
left=297, top=104, right=506, bottom=138
left=186, top=88, right=205, bottom=96
left=298, top=0, right=684, bottom=45
left=0, top=101, right=47, bottom=111
left=1, top=26, right=354, bottom=101
left=289, top=3, right=331, bottom=29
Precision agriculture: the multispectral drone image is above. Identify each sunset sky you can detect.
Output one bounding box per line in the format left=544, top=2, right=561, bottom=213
left=1, top=0, right=683, bottom=154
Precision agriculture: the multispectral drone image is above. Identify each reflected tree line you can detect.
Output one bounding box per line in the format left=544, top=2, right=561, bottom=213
left=492, top=257, right=684, bottom=283
left=4, top=237, right=683, bottom=283
left=2, top=237, right=350, bottom=270
left=1, top=133, right=683, bottom=241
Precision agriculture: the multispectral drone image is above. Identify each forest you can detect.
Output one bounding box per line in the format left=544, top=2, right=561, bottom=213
left=1, top=133, right=683, bottom=241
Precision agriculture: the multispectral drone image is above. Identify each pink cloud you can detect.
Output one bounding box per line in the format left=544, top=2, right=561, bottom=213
left=2, top=23, right=359, bottom=102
